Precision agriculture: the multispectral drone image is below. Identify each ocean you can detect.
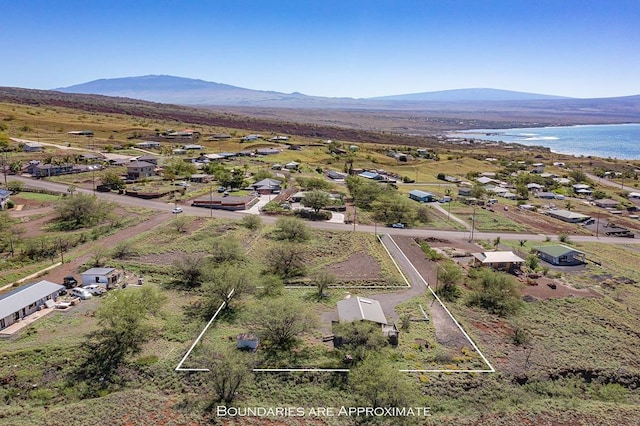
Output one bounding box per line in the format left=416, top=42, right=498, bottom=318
left=447, top=123, right=640, bottom=160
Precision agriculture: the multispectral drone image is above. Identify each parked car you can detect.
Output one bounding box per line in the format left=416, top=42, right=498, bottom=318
left=62, top=275, right=78, bottom=289
left=391, top=222, right=405, bottom=228
left=172, top=207, right=184, bottom=214
left=439, top=196, right=452, bottom=203
left=217, top=186, right=226, bottom=193
left=82, top=284, right=106, bottom=296
left=70, top=287, right=93, bottom=300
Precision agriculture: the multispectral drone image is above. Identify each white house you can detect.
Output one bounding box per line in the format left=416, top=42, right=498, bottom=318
left=0, top=280, right=65, bottom=332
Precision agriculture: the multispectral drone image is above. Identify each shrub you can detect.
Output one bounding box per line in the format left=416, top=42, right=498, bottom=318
left=466, top=269, right=523, bottom=316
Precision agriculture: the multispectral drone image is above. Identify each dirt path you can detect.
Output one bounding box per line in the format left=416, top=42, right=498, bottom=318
left=384, top=235, right=472, bottom=351
left=37, top=212, right=172, bottom=285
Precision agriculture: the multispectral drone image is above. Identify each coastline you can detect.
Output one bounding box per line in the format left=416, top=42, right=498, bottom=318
left=444, top=123, right=640, bottom=160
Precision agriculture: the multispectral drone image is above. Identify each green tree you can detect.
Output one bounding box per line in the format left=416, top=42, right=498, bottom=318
left=301, top=190, right=331, bottom=214
left=467, top=269, right=523, bottom=316
left=371, top=193, right=416, bottom=225
left=206, top=346, right=253, bottom=405
left=202, top=264, right=255, bottom=314
left=240, top=214, right=262, bottom=230
left=101, top=169, right=126, bottom=190
left=311, top=270, right=335, bottom=299
left=55, top=193, right=114, bottom=230
left=267, top=243, right=306, bottom=278
left=437, top=261, right=462, bottom=302
left=345, top=176, right=385, bottom=209
left=163, top=158, right=197, bottom=179
left=272, top=217, right=310, bottom=242
left=333, top=321, right=388, bottom=363
left=247, top=295, right=317, bottom=350
left=76, top=287, right=165, bottom=388
left=295, top=176, right=332, bottom=191
left=171, top=254, right=206, bottom=288
left=349, top=355, right=416, bottom=409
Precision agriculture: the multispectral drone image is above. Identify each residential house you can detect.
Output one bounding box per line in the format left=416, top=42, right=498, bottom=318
left=136, top=141, right=161, bottom=149
left=189, top=174, right=212, bottom=183
left=256, top=148, right=280, bottom=156
left=527, top=183, right=544, bottom=192
left=242, top=134, right=261, bottom=142
left=0, top=189, right=11, bottom=210
left=27, top=163, right=74, bottom=178
left=537, top=191, right=559, bottom=200
left=209, top=133, right=232, bottom=140
left=249, top=178, right=281, bottom=194
left=594, top=199, right=619, bottom=209
left=284, top=161, right=300, bottom=170
left=191, top=195, right=259, bottom=211
left=81, top=267, right=121, bottom=288
left=476, top=176, right=497, bottom=185
left=79, top=153, right=104, bottom=162
left=0, top=280, right=65, bottom=332
left=181, top=144, right=204, bottom=150
left=546, top=209, right=591, bottom=223
left=472, top=251, right=525, bottom=271
left=67, top=130, right=94, bottom=136
left=136, top=154, right=159, bottom=165
left=335, top=297, right=399, bottom=346
left=23, top=142, right=43, bottom=152
left=327, top=170, right=346, bottom=181
left=126, top=161, right=155, bottom=180
left=358, top=171, right=384, bottom=181
left=408, top=190, right=436, bottom=203
left=533, top=244, right=586, bottom=266
left=458, top=187, right=473, bottom=197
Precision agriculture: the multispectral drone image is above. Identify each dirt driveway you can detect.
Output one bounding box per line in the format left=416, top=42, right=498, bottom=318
left=37, top=212, right=172, bottom=285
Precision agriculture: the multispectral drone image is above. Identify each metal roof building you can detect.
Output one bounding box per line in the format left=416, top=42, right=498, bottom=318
left=0, top=280, right=65, bottom=332
left=337, top=297, right=388, bottom=325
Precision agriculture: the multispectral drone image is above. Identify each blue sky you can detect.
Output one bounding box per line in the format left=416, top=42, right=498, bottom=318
left=1, top=0, right=639, bottom=98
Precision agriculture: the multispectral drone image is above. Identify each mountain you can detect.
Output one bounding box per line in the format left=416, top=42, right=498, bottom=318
left=55, top=75, right=574, bottom=107
left=54, top=75, right=317, bottom=106
left=369, top=88, right=571, bottom=102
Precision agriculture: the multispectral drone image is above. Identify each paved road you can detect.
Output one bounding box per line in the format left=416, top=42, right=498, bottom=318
left=7, top=175, right=640, bottom=244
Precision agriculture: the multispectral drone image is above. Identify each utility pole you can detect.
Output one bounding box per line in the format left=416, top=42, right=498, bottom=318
left=353, top=204, right=357, bottom=231
left=209, top=184, right=213, bottom=217
left=469, top=207, right=476, bottom=242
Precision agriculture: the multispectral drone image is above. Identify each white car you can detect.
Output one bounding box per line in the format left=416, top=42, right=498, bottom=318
left=172, top=207, right=184, bottom=214
left=71, top=287, right=93, bottom=300
left=82, top=284, right=106, bottom=296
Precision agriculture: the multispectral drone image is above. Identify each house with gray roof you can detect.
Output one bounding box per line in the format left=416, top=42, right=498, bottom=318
left=249, top=178, right=281, bottom=194
left=81, top=267, right=121, bottom=288
left=533, top=244, right=586, bottom=266
left=336, top=296, right=399, bottom=345
left=126, top=161, right=155, bottom=180
left=0, top=280, right=65, bottom=332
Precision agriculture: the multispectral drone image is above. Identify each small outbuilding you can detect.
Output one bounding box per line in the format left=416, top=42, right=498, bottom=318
left=237, top=333, right=260, bottom=351
left=81, top=267, right=121, bottom=288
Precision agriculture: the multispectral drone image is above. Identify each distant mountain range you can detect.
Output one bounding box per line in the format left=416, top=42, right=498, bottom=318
left=54, top=75, right=581, bottom=108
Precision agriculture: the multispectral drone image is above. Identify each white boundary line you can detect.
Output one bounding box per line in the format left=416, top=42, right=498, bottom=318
left=175, top=289, right=234, bottom=372
left=176, top=234, right=494, bottom=374
left=384, top=235, right=495, bottom=373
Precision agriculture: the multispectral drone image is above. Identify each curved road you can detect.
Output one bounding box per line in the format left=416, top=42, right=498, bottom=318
left=7, top=175, right=640, bottom=245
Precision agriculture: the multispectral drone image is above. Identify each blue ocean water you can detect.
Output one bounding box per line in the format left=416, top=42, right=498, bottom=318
left=447, top=123, right=640, bottom=160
